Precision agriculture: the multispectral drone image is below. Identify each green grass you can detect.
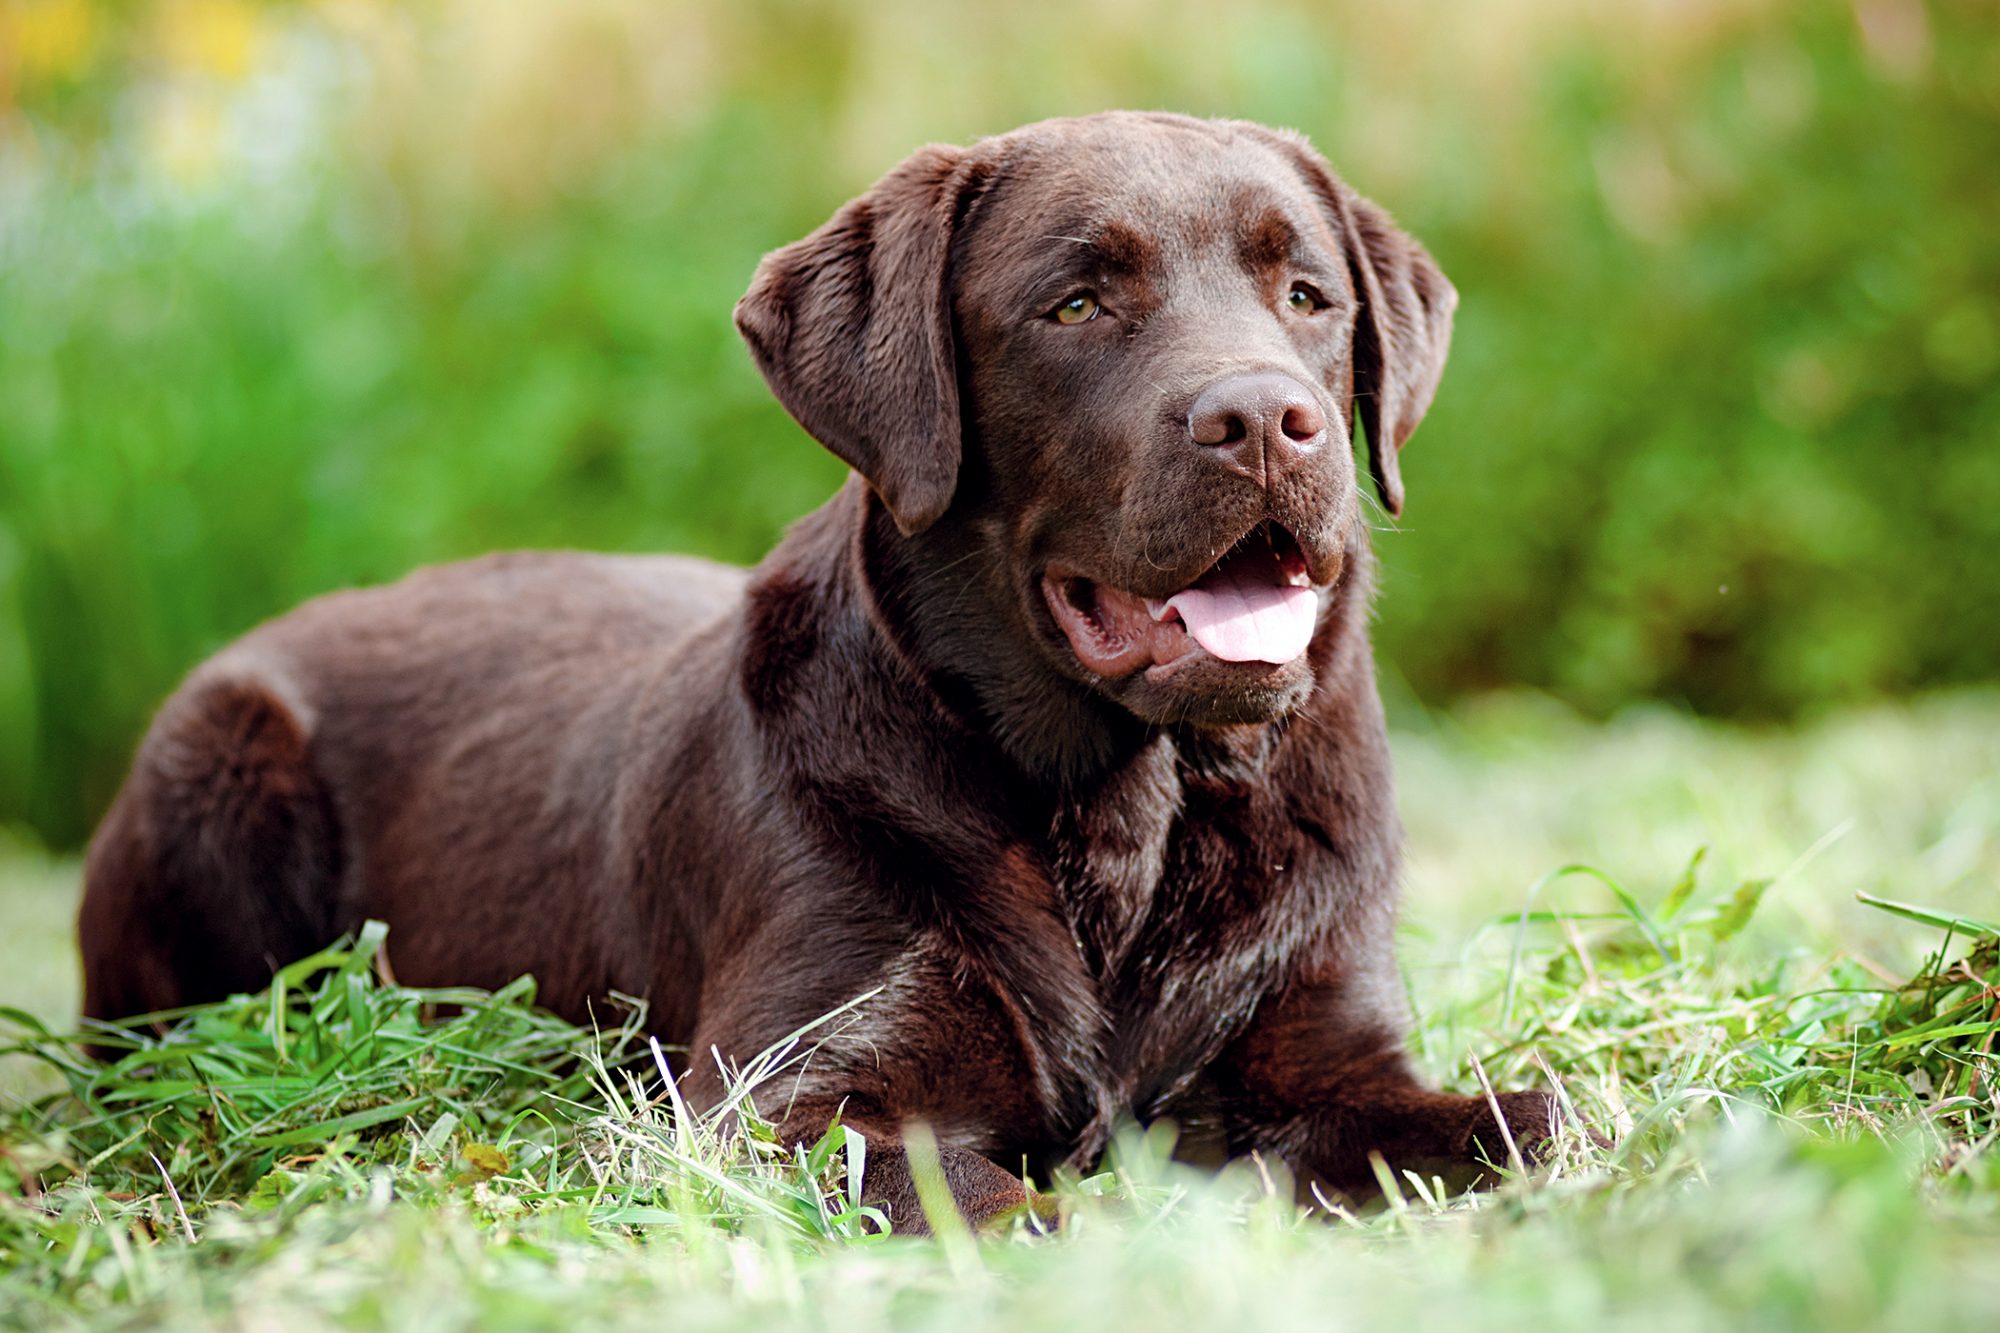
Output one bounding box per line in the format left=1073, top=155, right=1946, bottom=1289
left=2, top=693, right=1997, bottom=1330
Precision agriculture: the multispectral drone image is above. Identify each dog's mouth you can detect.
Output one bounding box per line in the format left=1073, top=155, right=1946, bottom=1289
left=1041, top=522, right=1321, bottom=679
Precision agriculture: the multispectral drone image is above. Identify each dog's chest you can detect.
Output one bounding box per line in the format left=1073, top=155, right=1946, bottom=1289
left=1049, top=741, right=1181, bottom=979
left=1041, top=737, right=1299, bottom=1121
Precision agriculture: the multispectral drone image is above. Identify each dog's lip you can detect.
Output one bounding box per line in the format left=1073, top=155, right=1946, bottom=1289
left=1040, top=522, right=1329, bottom=679
left=1040, top=573, right=1202, bottom=678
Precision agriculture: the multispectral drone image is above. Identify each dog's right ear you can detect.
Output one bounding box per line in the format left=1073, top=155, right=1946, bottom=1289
left=735, top=145, right=991, bottom=537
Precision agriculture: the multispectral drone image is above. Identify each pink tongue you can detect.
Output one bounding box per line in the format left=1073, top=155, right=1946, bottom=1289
left=1156, top=572, right=1319, bottom=664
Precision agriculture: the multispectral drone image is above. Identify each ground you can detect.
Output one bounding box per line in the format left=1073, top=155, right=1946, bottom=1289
left=2, top=691, right=1997, bottom=1330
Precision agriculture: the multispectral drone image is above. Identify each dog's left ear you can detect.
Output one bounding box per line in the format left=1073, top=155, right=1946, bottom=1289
left=1341, top=190, right=1455, bottom=517
left=1252, top=128, right=1456, bottom=517
left=735, top=145, right=991, bottom=536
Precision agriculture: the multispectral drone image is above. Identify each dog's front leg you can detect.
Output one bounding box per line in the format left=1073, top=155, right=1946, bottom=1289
left=1211, top=967, right=1565, bottom=1195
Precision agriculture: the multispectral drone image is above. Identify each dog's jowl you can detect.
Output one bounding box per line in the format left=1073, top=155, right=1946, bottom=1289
left=79, top=112, right=1564, bottom=1229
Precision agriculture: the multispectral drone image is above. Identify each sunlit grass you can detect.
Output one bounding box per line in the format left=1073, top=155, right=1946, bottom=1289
left=2, top=887, right=1994, bottom=1330
left=1, top=698, right=1997, bottom=1330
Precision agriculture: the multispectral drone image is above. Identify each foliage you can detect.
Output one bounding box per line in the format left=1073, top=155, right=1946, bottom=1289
left=0, top=0, right=1995, bottom=846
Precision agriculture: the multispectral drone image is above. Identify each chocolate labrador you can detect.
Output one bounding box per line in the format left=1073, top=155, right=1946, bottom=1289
left=79, top=112, right=1563, bottom=1226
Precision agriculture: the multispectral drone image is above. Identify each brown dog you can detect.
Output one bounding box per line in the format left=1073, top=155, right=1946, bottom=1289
left=79, top=112, right=1561, bottom=1225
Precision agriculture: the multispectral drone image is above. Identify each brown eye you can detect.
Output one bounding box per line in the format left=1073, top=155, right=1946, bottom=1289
left=1053, top=293, right=1101, bottom=325
left=1286, top=284, right=1324, bottom=314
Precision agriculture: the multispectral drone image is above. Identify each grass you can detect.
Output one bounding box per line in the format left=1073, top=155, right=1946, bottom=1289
left=1, top=692, right=1996, bottom=1330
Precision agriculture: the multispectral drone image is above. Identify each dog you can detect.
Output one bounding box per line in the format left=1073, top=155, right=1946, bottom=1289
left=79, top=112, right=1563, bottom=1227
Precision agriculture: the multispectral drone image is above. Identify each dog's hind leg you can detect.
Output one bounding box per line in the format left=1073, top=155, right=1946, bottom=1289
left=78, top=675, right=341, bottom=1025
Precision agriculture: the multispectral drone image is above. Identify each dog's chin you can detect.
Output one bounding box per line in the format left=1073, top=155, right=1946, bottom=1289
left=1103, top=652, right=1317, bottom=727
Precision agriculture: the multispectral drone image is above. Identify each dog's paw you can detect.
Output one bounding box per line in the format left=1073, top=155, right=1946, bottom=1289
left=1473, top=1089, right=1559, bottom=1163
left=1477, top=1089, right=1611, bottom=1165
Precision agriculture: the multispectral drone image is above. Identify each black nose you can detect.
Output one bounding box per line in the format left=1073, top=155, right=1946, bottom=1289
left=1187, top=372, right=1326, bottom=486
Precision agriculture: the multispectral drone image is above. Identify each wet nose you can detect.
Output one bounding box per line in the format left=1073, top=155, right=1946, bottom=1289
left=1187, top=372, right=1327, bottom=486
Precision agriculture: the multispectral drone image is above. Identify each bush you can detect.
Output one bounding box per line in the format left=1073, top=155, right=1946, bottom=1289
left=0, top=1, right=1994, bottom=846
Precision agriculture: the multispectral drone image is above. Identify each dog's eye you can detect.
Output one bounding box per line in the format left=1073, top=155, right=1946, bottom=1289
left=1286, top=284, right=1326, bottom=314
left=1052, top=293, right=1101, bottom=325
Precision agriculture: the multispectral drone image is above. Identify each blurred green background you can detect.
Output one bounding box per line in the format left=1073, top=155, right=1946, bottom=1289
left=0, top=0, right=1995, bottom=849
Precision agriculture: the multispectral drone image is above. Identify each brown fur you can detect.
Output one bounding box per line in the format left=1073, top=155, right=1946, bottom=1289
left=79, top=113, right=1565, bottom=1233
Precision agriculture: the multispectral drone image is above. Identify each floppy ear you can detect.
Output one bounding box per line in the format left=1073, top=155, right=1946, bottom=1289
left=1247, top=127, right=1456, bottom=516
left=734, top=145, right=989, bottom=536
left=1339, top=190, right=1456, bottom=517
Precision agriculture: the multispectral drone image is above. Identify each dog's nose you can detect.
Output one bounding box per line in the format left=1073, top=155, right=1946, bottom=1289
left=1187, top=372, right=1326, bottom=486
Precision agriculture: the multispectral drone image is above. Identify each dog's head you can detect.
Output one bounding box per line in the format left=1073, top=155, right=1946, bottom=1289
left=737, top=112, right=1453, bottom=730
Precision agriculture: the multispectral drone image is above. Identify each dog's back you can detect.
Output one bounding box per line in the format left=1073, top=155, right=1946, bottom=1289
left=79, top=551, right=747, bottom=1024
